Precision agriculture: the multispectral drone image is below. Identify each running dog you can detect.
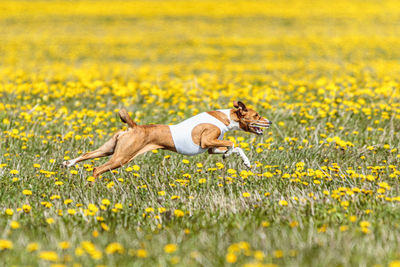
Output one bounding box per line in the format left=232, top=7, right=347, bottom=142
left=63, top=101, right=272, bottom=179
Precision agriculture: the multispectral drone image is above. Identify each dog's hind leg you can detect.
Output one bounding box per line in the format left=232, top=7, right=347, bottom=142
left=92, top=142, right=163, bottom=179
left=62, top=130, right=124, bottom=168
left=93, top=156, right=129, bottom=179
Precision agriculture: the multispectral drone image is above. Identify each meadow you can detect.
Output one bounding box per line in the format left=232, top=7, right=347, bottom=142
left=1, top=0, right=400, bottom=266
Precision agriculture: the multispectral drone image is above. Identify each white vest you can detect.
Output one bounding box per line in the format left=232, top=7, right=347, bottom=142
left=169, top=111, right=230, bottom=156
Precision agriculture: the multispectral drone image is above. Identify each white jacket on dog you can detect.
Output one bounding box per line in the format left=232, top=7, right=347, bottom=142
left=169, top=111, right=230, bottom=155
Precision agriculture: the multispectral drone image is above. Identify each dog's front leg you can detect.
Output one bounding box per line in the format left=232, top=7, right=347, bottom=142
left=206, top=144, right=251, bottom=168
left=231, top=146, right=251, bottom=168
left=208, top=147, right=228, bottom=155
left=219, top=145, right=250, bottom=168
left=200, top=128, right=251, bottom=168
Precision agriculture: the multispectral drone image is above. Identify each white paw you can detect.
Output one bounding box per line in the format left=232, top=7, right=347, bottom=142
left=62, top=160, right=73, bottom=168
left=244, top=161, right=251, bottom=168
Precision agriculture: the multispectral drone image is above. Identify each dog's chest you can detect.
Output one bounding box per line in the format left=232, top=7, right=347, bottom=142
left=169, top=112, right=229, bottom=155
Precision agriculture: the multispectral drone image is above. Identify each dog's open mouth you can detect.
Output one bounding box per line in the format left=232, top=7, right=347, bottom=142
left=250, top=121, right=271, bottom=135
left=251, top=126, right=264, bottom=135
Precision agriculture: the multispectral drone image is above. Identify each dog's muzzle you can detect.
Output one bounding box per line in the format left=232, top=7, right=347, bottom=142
left=249, top=120, right=272, bottom=135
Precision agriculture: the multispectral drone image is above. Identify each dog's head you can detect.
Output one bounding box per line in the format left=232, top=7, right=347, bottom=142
left=232, top=101, right=272, bottom=135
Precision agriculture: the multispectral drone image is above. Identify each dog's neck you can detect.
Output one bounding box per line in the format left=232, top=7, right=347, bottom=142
left=218, top=109, right=241, bottom=131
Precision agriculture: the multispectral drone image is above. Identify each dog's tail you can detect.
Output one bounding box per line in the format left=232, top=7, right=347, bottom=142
left=119, top=109, right=137, bottom=128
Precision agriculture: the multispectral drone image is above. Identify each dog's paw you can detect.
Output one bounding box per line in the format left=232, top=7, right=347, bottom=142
left=244, top=161, right=252, bottom=169
left=62, top=160, right=72, bottom=168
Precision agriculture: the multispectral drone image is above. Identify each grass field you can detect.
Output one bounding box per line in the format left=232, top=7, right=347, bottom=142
left=1, top=0, right=400, bottom=266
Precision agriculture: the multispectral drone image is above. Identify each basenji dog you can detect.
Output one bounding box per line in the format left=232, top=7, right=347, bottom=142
left=63, top=101, right=272, bottom=179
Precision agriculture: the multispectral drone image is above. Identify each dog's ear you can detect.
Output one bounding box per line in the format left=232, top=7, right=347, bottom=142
left=233, top=101, right=247, bottom=111
left=233, top=101, right=248, bottom=116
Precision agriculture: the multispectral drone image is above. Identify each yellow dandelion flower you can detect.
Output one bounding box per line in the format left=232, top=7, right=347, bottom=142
left=262, top=221, right=270, bottom=227
left=101, top=223, right=109, bottom=231
left=216, top=162, right=224, bottom=169
left=341, top=201, right=349, bottom=207
left=68, top=209, right=76, bottom=215
left=0, top=240, right=13, bottom=250
left=174, top=209, right=184, bottom=217
left=226, top=252, right=237, bottom=263
left=349, top=216, right=357, bottom=222
left=254, top=250, right=265, bottom=260
left=92, top=230, right=99, bottom=238
left=27, top=242, right=39, bottom=252
left=39, top=251, right=58, bottom=261
left=10, top=221, right=20, bottom=229
left=22, top=204, right=32, bottom=213
left=242, top=192, right=251, bottom=198
left=136, top=249, right=148, bottom=258
left=361, top=227, right=370, bottom=234
left=5, top=209, right=14, bottom=216
left=75, top=247, right=84, bottom=256
left=145, top=207, right=154, bottom=213
left=59, top=241, right=70, bottom=250
left=164, top=244, right=177, bottom=253
left=227, top=169, right=237, bottom=174
left=101, top=199, right=110, bottom=206
left=132, top=165, right=140, bottom=171
left=88, top=204, right=98, bottom=213
left=50, top=195, right=60, bottom=200
left=279, top=200, right=288, bottom=206
left=10, top=170, right=19, bottom=175
left=274, top=250, right=284, bottom=258
left=105, top=242, right=125, bottom=254
left=359, top=221, right=370, bottom=228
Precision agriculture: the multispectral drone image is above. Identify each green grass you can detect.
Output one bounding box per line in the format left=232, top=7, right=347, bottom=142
left=1, top=0, right=400, bottom=266
left=1, top=95, right=400, bottom=266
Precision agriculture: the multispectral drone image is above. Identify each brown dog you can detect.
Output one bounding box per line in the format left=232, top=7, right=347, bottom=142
left=63, top=101, right=271, bottom=179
